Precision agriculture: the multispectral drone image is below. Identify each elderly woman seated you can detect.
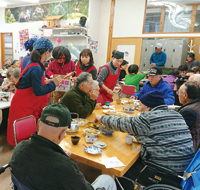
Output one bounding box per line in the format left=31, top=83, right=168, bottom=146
left=0, top=68, right=20, bottom=93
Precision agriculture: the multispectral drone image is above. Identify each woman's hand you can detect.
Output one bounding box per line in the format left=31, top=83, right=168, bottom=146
left=64, top=72, right=74, bottom=79
left=45, top=79, right=53, bottom=85
left=107, top=89, right=114, bottom=95
left=53, top=75, right=62, bottom=87
left=8, top=82, right=15, bottom=87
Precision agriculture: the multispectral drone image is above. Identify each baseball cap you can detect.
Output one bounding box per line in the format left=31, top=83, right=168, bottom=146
left=156, top=43, right=162, bottom=48
left=147, top=66, right=162, bottom=75
left=40, top=104, right=71, bottom=127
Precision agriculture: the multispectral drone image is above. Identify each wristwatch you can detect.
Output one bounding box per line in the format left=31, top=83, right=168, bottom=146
left=96, top=188, right=106, bottom=190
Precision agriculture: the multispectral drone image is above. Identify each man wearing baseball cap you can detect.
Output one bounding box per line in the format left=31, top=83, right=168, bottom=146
left=150, top=43, right=166, bottom=67
left=94, top=90, right=194, bottom=189
left=9, top=104, right=117, bottom=190
left=131, top=66, right=175, bottom=105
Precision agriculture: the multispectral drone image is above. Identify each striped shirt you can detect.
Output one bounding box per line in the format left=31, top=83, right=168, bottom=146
left=101, top=105, right=195, bottom=175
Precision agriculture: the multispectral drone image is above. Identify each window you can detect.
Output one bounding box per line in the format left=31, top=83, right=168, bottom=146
left=144, top=8, right=161, bottom=33
left=163, top=6, right=192, bottom=32
left=194, top=5, right=200, bottom=32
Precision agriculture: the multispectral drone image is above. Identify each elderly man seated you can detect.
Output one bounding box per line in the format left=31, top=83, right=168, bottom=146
left=178, top=81, right=200, bottom=153
left=9, top=104, right=116, bottom=190
left=131, top=66, right=175, bottom=105
left=61, top=72, right=99, bottom=118
left=94, top=90, right=194, bottom=188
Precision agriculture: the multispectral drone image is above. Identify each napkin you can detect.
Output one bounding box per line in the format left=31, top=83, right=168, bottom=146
left=105, top=156, right=125, bottom=168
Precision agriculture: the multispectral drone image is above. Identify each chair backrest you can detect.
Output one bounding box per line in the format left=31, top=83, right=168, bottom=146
left=181, top=149, right=200, bottom=190
left=121, top=85, right=137, bottom=96
left=13, top=115, right=37, bottom=145
left=11, top=172, right=31, bottom=190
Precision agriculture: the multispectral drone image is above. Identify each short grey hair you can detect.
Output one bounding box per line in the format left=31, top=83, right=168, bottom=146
left=192, top=74, right=200, bottom=86
left=11, top=68, right=20, bottom=79
left=92, top=80, right=99, bottom=90
left=76, top=72, right=92, bottom=88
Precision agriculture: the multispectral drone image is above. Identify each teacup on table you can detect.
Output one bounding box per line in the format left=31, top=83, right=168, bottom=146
left=71, top=136, right=81, bottom=145
left=126, top=135, right=133, bottom=145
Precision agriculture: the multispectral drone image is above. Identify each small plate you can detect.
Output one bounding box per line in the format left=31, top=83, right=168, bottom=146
left=84, top=146, right=102, bottom=154
left=83, top=128, right=100, bottom=135
left=93, top=141, right=106, bottom=148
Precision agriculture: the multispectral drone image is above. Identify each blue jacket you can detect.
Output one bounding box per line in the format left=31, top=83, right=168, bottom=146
left=17, top=61, right=56, bottom=96
left=21, top=53, right=31, bottom=71
left=150, top=51, right=166, bottom=66
left=134, top=79, right=175, bottom=105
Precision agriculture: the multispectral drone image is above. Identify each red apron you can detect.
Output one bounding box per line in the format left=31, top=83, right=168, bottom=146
left=76, top=62, right=96, bottom=77
left=98, top=65, right=120, bottom=105
left=7, top=63, right=48, bottom=146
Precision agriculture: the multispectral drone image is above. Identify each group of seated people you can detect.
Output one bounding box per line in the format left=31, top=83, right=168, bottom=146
left=4, top=37, right=200, bottom=190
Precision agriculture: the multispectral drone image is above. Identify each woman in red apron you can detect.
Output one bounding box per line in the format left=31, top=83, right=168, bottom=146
left=65, top=49, right=97, bottom=80
left=7, top=37, right=62, bottom=146
left=96, top=51, right=124, bottom=105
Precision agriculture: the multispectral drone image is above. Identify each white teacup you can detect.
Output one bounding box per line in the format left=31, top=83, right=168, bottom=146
left=126, top=135, right=133, bottom=145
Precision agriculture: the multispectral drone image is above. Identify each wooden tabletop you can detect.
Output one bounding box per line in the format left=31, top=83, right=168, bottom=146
left=59, top=100, right=141, bottom=177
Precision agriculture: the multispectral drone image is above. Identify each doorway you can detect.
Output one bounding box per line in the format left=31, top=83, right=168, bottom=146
left=1, top=33, right=13, bottom=69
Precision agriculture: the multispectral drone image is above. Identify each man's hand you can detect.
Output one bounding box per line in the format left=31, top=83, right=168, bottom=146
left=93, top=115, right=102, bottom=124
left=150, top=63, right=156, bottom=66
left=95, top=103, right=101, bottom=110
left=89, top=90, right=99, bottom=100
left=129, top=96, right=136, bottom=99
left=64, top=72, right=74, bottom=79
left=53, top=75, right=62, bottom=87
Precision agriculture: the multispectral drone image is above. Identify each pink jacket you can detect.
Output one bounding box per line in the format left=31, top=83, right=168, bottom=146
left=0, top=78, right=16, bottom=93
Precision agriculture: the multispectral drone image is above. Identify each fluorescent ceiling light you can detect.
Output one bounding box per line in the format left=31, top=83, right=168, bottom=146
left=0, top=1, right=7, bottom=7
left=21, top=0, right=39, bottom=3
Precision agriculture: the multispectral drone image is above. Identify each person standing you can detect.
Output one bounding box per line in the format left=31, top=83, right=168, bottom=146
left=150, top=43, right=166, bottom=67
left=47, top=46, right=75, bottom=75
left=21, top=38, right=38, bottom=71
left=97, top=51, right=124, bottom=105
left=65, top=49, right=97, bottom=80
left=7, top=37, right=62, bottom=146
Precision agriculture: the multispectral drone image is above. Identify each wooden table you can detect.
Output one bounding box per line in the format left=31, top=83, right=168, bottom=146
left=59, top=100, right=141, bottom=177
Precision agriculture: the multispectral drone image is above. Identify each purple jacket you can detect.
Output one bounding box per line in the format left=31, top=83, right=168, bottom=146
left=163, top=75, right=176, bottom=90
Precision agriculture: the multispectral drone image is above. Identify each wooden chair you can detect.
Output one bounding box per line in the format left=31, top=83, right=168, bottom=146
left=13, top=115, right=37, bottom=145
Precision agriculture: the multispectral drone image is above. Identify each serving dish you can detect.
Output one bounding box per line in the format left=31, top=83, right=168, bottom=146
left=83, top=128, right=100, bottom=135
left=84, top=146, right=102, bottom=154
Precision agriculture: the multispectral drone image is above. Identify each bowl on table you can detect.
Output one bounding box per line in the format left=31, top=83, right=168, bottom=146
left=99, top=125, right=114, bottom=136
left=123, top=105, right=135, bottom=114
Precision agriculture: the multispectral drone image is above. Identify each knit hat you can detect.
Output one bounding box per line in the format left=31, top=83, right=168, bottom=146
left=40, top=104, right=71, bottom=127
left=140, top=90, right=165, bottom=108
left=147, top=66, right=162, bottom=75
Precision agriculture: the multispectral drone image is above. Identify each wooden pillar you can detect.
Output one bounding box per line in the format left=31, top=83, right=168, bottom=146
left=107, top=0, right=115, bottom=63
